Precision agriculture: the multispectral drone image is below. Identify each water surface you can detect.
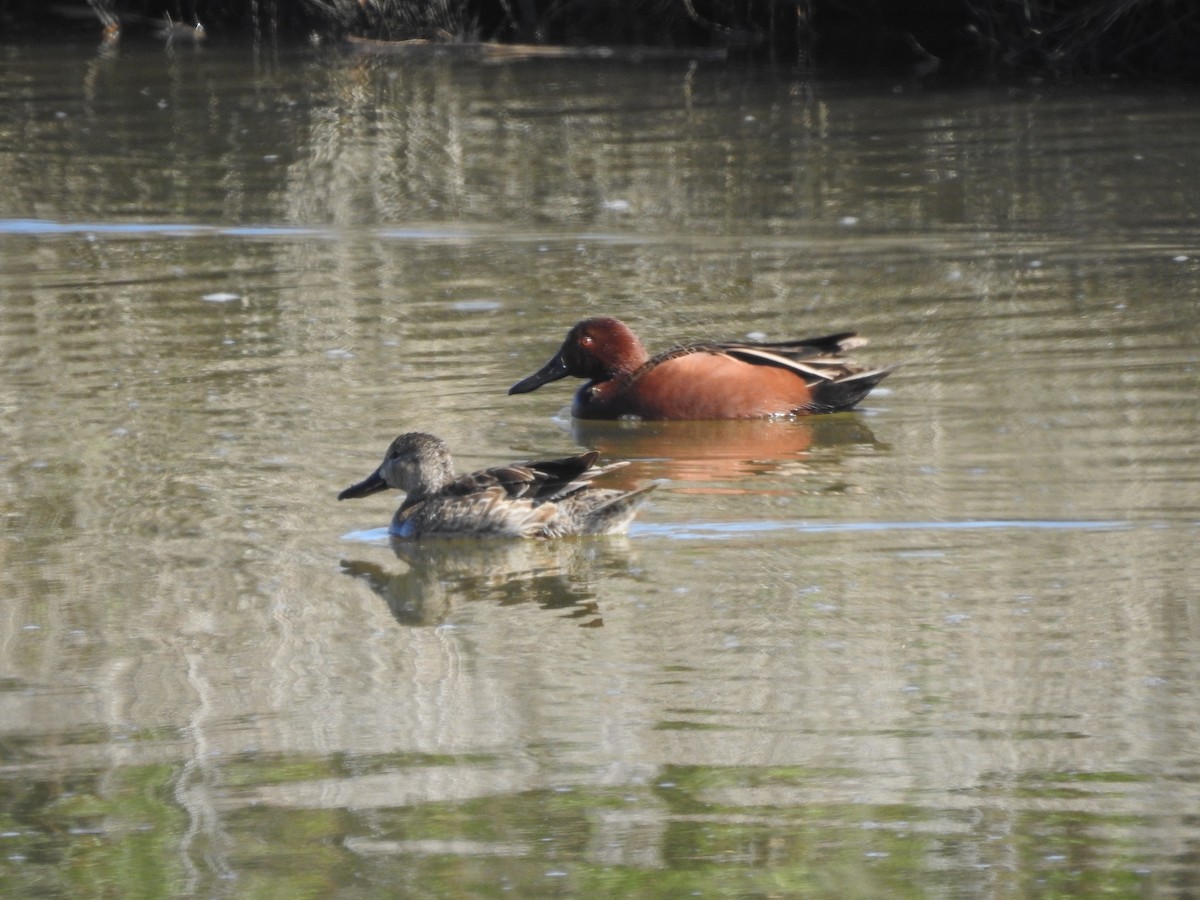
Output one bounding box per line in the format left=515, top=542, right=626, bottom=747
left=2, top=39, right=1199, bottom=896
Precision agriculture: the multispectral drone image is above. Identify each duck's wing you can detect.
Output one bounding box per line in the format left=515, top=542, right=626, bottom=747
left=728, top=332, right=866, bottom=356
left=706, top=332, right=871, bottom=384
left=635, top=333, right=869, bottom=387
left=442, top=465, right=548, bottom=501
left=517, top=451, right=632, bottom=502
left=445, top=451, right=624, bottom=503
left=707, top=334, right=899, bottom=410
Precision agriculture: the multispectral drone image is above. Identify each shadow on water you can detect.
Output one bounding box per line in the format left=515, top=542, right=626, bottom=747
left=340, top=535, right=642, bottom=626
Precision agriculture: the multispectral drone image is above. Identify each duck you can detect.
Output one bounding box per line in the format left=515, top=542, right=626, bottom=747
left=337, top=432, right=655, bottom=539
left=509, top=317, right=894, bottom=420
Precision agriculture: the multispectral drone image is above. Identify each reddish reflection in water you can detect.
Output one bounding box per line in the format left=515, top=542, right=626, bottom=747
left=569, top=415, right=883, bottom=490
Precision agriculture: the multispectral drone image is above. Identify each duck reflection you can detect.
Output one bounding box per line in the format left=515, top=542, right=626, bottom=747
left=569, top=415, right=883, bottom=489
left=341, top=536, right=636, bottom=627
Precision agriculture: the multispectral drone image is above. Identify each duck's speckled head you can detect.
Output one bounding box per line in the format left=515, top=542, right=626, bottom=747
left=337, top=432, right=456, bottom=501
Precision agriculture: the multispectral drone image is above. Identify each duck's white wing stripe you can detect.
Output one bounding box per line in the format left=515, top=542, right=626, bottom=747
left=722, top=347, right=855, bottom=381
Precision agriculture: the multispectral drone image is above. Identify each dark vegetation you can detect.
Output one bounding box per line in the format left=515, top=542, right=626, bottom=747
left=3, top=0, right=1198, bottom=79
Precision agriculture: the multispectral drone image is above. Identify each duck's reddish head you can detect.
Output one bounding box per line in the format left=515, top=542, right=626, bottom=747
left=509, top=317, right=649, bottom=394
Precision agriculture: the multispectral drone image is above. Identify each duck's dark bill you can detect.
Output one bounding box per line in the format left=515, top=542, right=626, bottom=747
left=337, top=469, right=388, bottom=500
left=509, top=352, right=570, bottom=394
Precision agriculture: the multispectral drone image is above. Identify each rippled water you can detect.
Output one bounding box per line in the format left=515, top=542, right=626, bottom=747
left=2, top=38, right=1200, bottom=896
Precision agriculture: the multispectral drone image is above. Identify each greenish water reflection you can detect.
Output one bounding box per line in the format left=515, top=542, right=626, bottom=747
left=6, top=758, right=1162, bottom=897
left=0, top=764, right=188, bottom=897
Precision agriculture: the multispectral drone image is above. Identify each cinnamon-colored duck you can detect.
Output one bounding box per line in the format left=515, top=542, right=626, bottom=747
left=509, top=317, right=893, bottom=420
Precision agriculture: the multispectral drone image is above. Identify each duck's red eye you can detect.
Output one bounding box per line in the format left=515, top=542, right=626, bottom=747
left=580, top=335, right=595, bottom=347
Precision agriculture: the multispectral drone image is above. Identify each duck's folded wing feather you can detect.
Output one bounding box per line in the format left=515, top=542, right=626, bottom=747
left=446, top=464, right=547, bottom=500
left=641, top=333, right=868, bottom=385
left=717, top=345, right=866, bottom=382
left=519, top=451, right=600, bottom=485
left=732, top=332, right=867, bottom=355
left=448, top=452, right=621, bottom=503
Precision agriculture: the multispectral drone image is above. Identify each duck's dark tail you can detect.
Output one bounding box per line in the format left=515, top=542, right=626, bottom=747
left=807, top=367, right=896, bottom=413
